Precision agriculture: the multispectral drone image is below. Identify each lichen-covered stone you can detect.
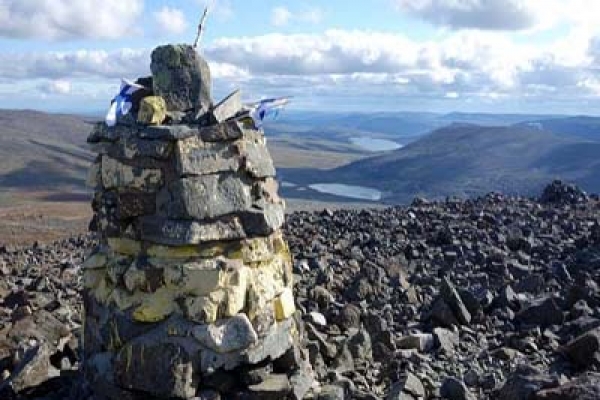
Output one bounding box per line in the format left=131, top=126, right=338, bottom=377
left=150, top=44, right=212, bottom=112
left=274, top=288, right=296, bottom=321
left=132, top=287, right=178, bottom=323
left=101, top=156, right=163, bottom=192
left=108, top=137, right=173, bottom=160
left=164, top=260, right=222, bottom=296
left=138, top=95, right=167, bottom=125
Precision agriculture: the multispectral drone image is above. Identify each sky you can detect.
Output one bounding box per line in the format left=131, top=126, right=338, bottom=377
left=1, top=0, right=600, bottom=115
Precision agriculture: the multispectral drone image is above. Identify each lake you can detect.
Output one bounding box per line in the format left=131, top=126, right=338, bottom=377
left=350, top=137, right=403, bottom=152
left=308, top=183, right=382, bottom=201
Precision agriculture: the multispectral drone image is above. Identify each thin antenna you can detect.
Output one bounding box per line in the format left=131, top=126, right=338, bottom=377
left=193, top=7, right=210, bottom=49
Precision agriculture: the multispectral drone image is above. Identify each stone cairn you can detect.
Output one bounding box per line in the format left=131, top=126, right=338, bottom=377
left=81, top=44, right=313, bottom=399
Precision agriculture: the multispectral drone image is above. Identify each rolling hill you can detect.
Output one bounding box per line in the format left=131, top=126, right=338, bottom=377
left=282, top=123, right=600, bottom=203
left=0, top=110, right=95, bottom=199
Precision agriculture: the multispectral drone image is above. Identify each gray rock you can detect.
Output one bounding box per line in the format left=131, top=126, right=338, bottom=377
left=114, top=339, right=198, bottom=399
left=140, top=124, right=199, bottom=140
left=246, top=374, right=291, bottom=400
left=387, top=373, right=426, bottom=400
left=332, top=343, right=355, bottom=373
left=116, top=192, right=156, bottom=219
left=108, top=137, right=173, bottom=160
left=192, top=314, right=258, bottom=353
left=516, top=297, right=564, bottom=328
left=535, top=373, right=600, bottom=400
left=290, top=365, right=315, bottom=400
left=429, top=297, right=460, bottom=327
left=307, top=311, right=327, bottom=327
left=496, top=365, right=559, bottom=400
left=241, top=203, right=285, bottom=236
left=434, top=327, right=459, bottom=354
left=3, top=343, right=52, bottom=393
left=242, top=139, right=276, bottom=178
left=176, top=137, right=241, bottom=176
left=348, top=327, right=372, bottom=360
left=150, top=44, right=212, bottom=112
left=87, top=122, right=136, bottom=143
left=562, top=328, right=600, bottom=369
left=441, top=277, right=472, bottom=325
left=397, top=333, right=435, bottom=352
left=167, top=175, right=252, bottom=220
left=196, top=389, right=222, bottom=400
left=199, top=121, right=244, bottom=142
left=440, top=377, right=475, bottom=400
left=140, top=216, right=246, bottom=245
left=318, top=384, right=346, bottom=400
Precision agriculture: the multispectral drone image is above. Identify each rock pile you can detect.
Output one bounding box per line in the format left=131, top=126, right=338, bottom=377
left=82, top=44, right=312, bottom=399
left=0, top=182, right=599, bottom=399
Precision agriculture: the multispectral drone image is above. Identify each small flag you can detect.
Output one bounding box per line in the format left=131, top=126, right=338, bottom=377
left=105, top=79, right=146, bottom=127
left=248, top=97, right=291, bottom=128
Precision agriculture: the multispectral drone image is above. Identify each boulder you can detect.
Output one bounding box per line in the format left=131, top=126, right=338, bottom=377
left=150, top=44, right=212, bottom=112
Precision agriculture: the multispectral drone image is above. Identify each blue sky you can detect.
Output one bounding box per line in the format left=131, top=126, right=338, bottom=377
left=1, top=0, right=600, bottom=115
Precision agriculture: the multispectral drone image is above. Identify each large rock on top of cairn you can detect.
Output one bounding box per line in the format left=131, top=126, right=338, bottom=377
left=82, top=44, right=313, bottom=399
left=150, top=44, right=212, bottom=113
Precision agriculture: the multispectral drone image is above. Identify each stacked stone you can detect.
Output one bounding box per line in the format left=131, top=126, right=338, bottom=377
left=81, top=44, right=312, bottom=399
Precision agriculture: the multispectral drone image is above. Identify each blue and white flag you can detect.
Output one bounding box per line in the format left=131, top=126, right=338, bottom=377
left=105, top=79, right=145, bottom=127
left=248, top=97, right=291, bottom=128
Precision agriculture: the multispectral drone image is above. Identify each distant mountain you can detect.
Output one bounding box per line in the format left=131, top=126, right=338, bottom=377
left=516, top=116, right=600, bottom=142
left=267, top=111, right=570, bottom=145
left=0, top=109, right=94, bottom=192
left=294, top=123, right=600, bottom=203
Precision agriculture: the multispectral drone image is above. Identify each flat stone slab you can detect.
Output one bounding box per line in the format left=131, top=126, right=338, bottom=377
left=199, top=121, right=245, bottom=142
left=176, top=137, right=241, bottom=176
left=140, top=124, right=200, bottom=141
left=140, top=216, right=246, bottom=245
left=166, top=175, right=252, bottom=220
left=211, top=89, right=242, bottom=123
left=87, top=123, right=137, bottom=143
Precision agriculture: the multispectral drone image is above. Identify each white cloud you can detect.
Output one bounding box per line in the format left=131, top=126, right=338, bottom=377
left=38, top=80, right=72, bottom=95
left=153, top=6, right=188, bottom=35
left=1, top=28, right=600, bottom=112
left=0, top=49, right=150, bottom=81
left=394, top=0, right=538, bottom=30
left=272, top=7, right=292, bottom=27
left=0, top=0, right=143, bottom=40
